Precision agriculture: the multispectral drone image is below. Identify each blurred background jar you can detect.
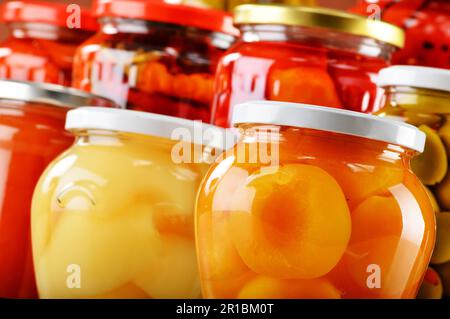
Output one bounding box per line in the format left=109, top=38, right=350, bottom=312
left=0, top=0, right=98, bottom=85
left=72, top=0, right=238, bottom=122
left=352, top=0, right=450, bottom=69
left=31, top=108, right=233, bottom=298
left=162, top=0, right=316, bottom=11
left=197, top=101, right=434, bottom=298
left=0, top=80, right=116, bottom=299
left=211, top=4, right=404, bottom=127
left=377, top=66, right=450, bottom=299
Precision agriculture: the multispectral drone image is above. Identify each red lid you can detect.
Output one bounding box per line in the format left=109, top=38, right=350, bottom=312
left=93, top=0, right=239, bottom=36
left=0, top=0, right=98, bottom=31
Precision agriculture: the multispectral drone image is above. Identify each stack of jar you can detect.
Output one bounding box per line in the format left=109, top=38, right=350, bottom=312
left=0, top=0, right=445, bottom=300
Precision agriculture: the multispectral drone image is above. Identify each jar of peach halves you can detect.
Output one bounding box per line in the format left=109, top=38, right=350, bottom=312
left=196, top=101, right=436, bottom=299
left=31, top=108, right=232, bottom=298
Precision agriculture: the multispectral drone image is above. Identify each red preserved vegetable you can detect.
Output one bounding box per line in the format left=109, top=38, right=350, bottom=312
left=0, top=1, right=98, bottom=85
left=211, top=4, right=404, bottom=127
left=73, top=0, right=238, bottom=122
left=352, top=0, right=450, bottom=69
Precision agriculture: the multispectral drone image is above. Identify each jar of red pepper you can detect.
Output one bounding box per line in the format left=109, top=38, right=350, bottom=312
left=211, top=4, right=405, bottom=127
left=352, top=0, right=450, bottom=69
left=72, top=0, right=238, bottom=122
left=0, top=0, right=98, bottom=86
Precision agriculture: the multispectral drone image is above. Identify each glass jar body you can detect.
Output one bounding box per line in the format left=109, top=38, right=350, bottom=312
left=31, top=131, right=211, bottom=298
left=73, top=18, right=235, bottom=121
left=0, top=99, right=73, bottom=298
left=0, top=22, right=94, bottom=86
left=211, top=25, right=396, bottom=127
left=196, top=126, right=435, bottom=298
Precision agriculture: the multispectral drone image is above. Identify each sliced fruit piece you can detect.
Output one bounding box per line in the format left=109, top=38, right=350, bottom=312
left=134, top=235, right=200, bottom=299
left=417, top=267, right=443, bottom=299
left=237, top=276, right=341, bottom=299
left=340, top=236, right=421, bottom=298
left=267, top=66, right=342, bottom=108
left=196, top=212, right=252, bottom=298
left=36, top=205, right=162, bottom=298
left=350, top=196, right=403, bottom=242
left=430, top=213, right=450, bottom=265
left=229, top=164, right=351, bottom=279
left=197, top=213, right=250, bottom=280
left=438, top=117, right=450, bottom=154
left=411, top=125, right=447, bottom=185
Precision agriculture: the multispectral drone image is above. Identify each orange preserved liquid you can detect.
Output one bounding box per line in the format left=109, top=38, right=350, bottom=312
left=196, top=126, right=435, bottom=298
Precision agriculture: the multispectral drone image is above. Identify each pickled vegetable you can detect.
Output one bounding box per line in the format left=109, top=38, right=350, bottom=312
left=436, top=173, right=450, bottom=210
left=430, top=213, right=450, bottom=265
left=425, top=187, right=440, bottom=214
left=438, top=117, right=450, bottom=154
left=411, top=125, right=447, bottom=185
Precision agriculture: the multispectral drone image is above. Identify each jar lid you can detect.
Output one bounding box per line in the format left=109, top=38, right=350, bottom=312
left=0, top=80, right=117, bottom=108
left=93, top=0, right=239, bottom=37
left=231, top=101, right=425, bottom=153
left=234, top=4, right=405, bottom=48
left=378, top=66, right=450, bottom=93
left=66, top=107, right=235, bottom=150
left=0, top=0, right=98, bottom=31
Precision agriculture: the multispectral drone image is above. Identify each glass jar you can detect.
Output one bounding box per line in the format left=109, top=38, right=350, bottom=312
left=31, top=108, right=232, bottom=299
left=352, top=0, right=450, bottom=69
left=211, top=4, right=404, bottom=127
left=164, top=0, right=316, bottom=11
left=0, top=80, right=116, bottom=299
left=377, top=66, right=450, bottom=298
left=73, top=0, right=238, bottom=122
left=197, top=101, right=435, bottom=299
left=0, top=1, right=98, bottom=86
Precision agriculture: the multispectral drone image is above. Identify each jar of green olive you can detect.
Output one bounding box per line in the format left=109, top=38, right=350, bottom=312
left=377, top=65, right=450, bottom=299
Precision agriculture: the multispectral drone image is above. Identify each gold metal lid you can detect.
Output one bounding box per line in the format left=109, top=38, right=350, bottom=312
left=234, top=4, right=405, bottom=48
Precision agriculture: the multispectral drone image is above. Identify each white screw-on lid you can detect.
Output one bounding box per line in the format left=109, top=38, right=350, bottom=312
left=231, top=101, right=425, bottom=153
left=378, top=65, right=450, bottom=92
left=66, top=107, right=235, bottom=150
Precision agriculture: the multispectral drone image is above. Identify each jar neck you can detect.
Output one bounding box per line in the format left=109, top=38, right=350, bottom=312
left=6, top=22, right=90, bottom=42
left=383, top=86, right=450, bottom=115
left=74, top=129, right=176, bottom=151
left=239, top=24, right=396, bottom=60
left=236, top=124, right=415, bottom=168
left=74, top=129, right=218, bottom=164
left=99, top=17, right=234, bottom=50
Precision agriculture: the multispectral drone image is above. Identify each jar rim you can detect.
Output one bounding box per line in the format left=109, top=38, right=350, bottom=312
left=379, top=66, right=450, bottom=93
left=93, top=0, right=239, bottom=37
left=0, top=80, right=117, bottom=109
left=232, top=101, right=425, bottom=153
left=0, top=0, right=98, bottom=31
left=66, top=107, right=236, bottom=150
left=234, top=4, right=404, bottom=48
